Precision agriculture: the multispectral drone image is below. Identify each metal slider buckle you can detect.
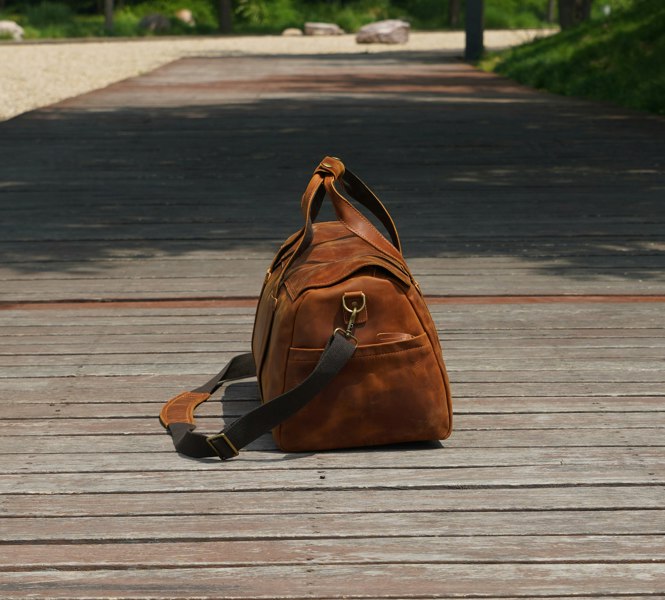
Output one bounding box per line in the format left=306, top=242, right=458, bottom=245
left=333, top=327, right=358, bottom=345
left=206, top=432, right=239, bottom=460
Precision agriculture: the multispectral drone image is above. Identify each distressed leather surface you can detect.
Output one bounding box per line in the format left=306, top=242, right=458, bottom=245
left=252, top=156, right=452, bottom=451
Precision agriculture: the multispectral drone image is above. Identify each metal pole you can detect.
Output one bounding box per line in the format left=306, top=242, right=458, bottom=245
left=464, top=0, right=484, bottom=61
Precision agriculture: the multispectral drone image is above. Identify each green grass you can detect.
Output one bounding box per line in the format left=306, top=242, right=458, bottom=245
left=480, top=0, right=665, bottom=115
left=0, top=0, right=218, bottom=38
left=233, top=0, right=556, bottom=32
left=483, top=0, right=551, bottom=29
left=232, top=0, right=407, bottom=33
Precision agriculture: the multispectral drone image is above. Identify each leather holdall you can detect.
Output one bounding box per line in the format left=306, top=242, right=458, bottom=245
left=160, top=156, right=453, bottom=460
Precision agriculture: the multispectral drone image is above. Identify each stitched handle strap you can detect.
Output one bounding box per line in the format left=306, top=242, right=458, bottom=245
left=270, top=157, right=406, bottom=281
left=340, top=166, right=403, bottom=254
left=160, top=331, right=357, bottom=460
left=307, top=158, right=402, bottom=254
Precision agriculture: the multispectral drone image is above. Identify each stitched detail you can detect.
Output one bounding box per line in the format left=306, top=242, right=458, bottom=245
left=328, top=180, right=401, bottom=259
left=289, top=273, right=389, bottom=298
left=160, top=391, right=210, bottom=426
left=301, top=175, right=323, bottom=212
left=338, top=177, right=401, bottom=251
left=284, top=260, right=409, bottom=299
left=343, top=171, right=401, bottom=251
left=284, top=278, right=296, bottom=300
left=340, top=207, right=402, bottom=262
left=289, top=341, right=427, bottom=362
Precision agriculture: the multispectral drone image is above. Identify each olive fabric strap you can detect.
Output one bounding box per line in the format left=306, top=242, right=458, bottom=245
left=159, top=331, right=357, bottom=460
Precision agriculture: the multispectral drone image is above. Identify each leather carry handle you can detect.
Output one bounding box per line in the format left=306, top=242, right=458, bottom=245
left=275, top=157, right=404, bottom=286
left=307, top=157, right=403, bottom=254
left=270, top=157, right=403, bottom=277
left=160, top=331, right=357, bottom=460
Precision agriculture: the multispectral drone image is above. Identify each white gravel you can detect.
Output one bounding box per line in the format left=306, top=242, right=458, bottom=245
left=0, top=29, right=554, bottom=121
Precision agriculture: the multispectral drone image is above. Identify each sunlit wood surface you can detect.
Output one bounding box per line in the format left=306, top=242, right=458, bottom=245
left=1, top=52, right=664, bottom=598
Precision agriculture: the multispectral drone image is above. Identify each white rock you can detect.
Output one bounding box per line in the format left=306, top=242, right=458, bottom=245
left=0, top=20, right=24, bottom=41
left=174, top=9, right=195, bottom=26
left=282, top=27, right=303, bottom=36
left=356, top=19, right=410, bottom=44
left=304, top=22, right=344, bottom=36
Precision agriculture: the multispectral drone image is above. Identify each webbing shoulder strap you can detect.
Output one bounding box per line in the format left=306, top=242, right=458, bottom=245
left=159, top=331, right=357, bottom=460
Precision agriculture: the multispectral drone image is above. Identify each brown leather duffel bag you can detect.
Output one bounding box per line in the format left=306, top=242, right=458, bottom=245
left=160, top=156, right=452, bottom=460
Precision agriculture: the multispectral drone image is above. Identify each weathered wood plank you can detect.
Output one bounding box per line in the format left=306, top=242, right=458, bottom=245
left=1, top=271, right=663, bottom=299
left=2, top=256, right=664, bottom=289
left=1, top=302, right=663, bottom=324
left=1, top=306, right=663, bottom=327
left=2, top=535, right=663, bottom=570
left=2, top=510, right=664, bottom=543
left=1, top=376, right=664, bottom=401
left=2, top=50, right=665, bottom=598
left=4, top=341, right=665, bottom=361
left=1, top=428, right=662, bottom=455
left=1, top=412, right=661, bottom=436
left=4, top=396, right=663, bottom=416
left=4, top=363, right=665, bottom=379
left=1, top=323, right=661, bottom=341
left=3, top=353, right=664, bottom=375
left=1, top=317, right=662, bottom=333
left=1, top=238, right=660, bottom=260
left=2, top=486, right=662, bottom=518
left=0, top=563, right=663, bottom=598
left=1, top=446, right=662, bottom=475
left=1, top=466, right=662, bottom=495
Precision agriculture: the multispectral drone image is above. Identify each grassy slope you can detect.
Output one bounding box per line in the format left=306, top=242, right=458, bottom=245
left=481, top=0, right=665, bottom=115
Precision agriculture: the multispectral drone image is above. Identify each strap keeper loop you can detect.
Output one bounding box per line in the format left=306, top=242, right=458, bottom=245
left=316, top=156, right=345, bottom=179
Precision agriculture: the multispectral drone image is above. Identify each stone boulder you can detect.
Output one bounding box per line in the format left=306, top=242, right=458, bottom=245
left=0, top=20, right=24, bottom=41
left=174, top=9, right=195, bottom=26
left=282, top=27, right=303, bottom=36
left=356, top=19, right=410, bottom=44
left=139, top=13, right=171, bottom=33
left=304, top=22, right=344, bottom=36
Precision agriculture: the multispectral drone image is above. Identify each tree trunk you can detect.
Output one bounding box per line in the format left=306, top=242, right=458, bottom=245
left=558, top=0, right=593, bottom=29
left=581, top=0, right=593, bottom=20
left=218, top=0, right=233, bottom=34
left=449, top=0, right=461, bottom=27
left=547, top=0, right=556, bottom=23
left=104, top=0, right=114, bottom=32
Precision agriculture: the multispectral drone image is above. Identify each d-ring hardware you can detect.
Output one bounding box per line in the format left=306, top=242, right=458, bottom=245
left=342, top=292, right=366, bottom=337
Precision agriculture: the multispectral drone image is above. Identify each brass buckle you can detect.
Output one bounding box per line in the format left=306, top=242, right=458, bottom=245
left=206, top=432, right=239, bottom=459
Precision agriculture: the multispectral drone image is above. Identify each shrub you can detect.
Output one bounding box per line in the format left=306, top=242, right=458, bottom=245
left=23, top=1, right=74, bottom=25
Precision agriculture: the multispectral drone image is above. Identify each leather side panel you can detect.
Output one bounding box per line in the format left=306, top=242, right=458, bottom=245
left=258, top=285, right=300, bottom=409
left=251, top=265, right=283, bottom=398
left=280, top=332, right=447, bottom=452
left=406, top=285, right=453, bottom=439
left=254, top=220, right=452, bottom=451
left=273, top=275, right=450, bottom=451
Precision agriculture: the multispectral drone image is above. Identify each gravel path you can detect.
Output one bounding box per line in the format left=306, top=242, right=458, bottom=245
left=0, top=30, right=553, bottom=121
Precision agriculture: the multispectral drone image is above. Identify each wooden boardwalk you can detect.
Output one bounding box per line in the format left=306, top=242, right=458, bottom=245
left=1, top=52, right=664, bottom=598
